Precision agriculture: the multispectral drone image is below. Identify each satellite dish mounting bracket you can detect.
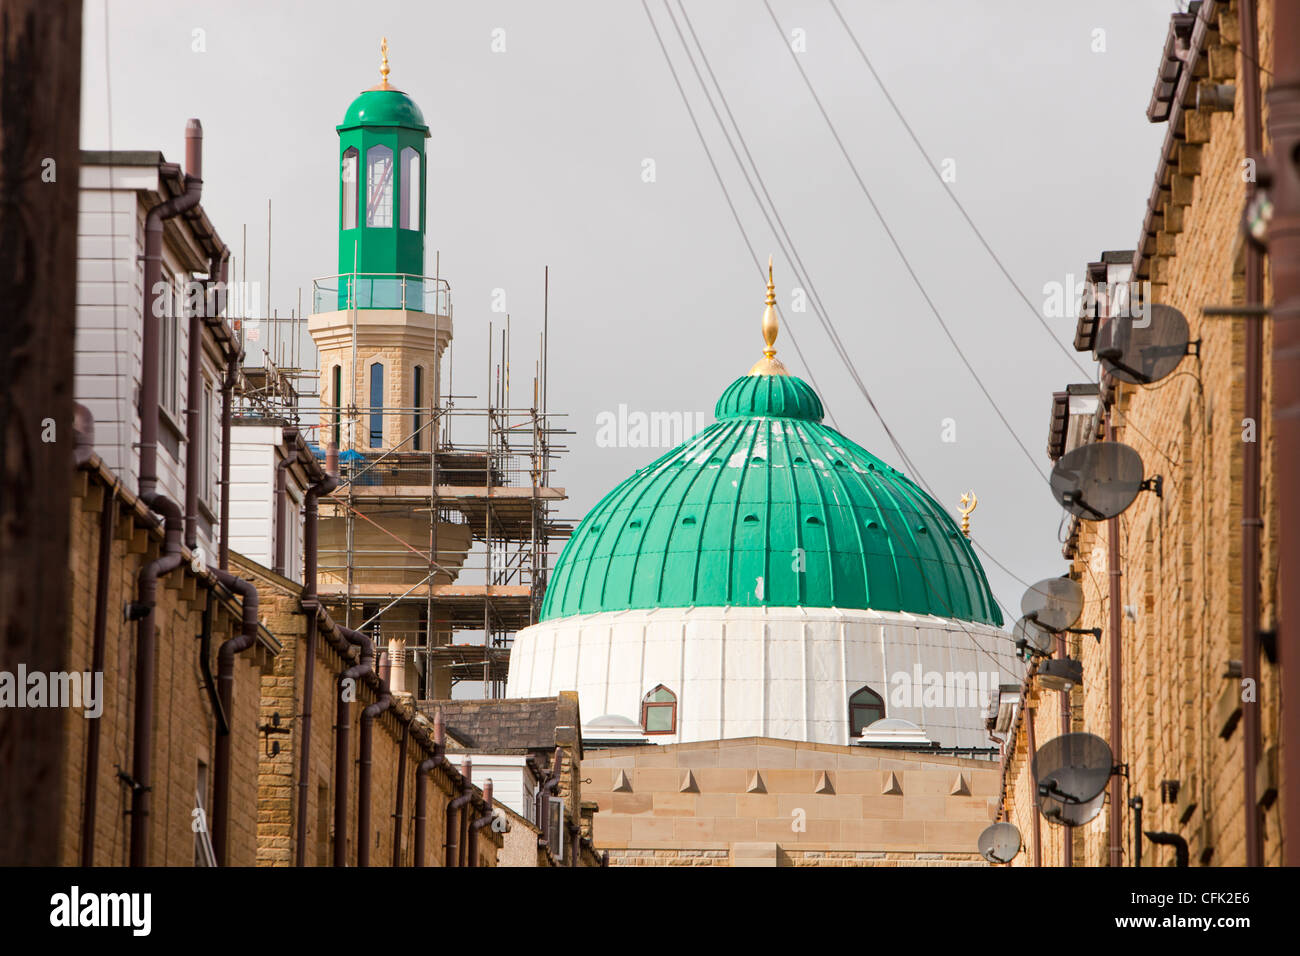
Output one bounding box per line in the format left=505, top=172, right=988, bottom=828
left=1140, top=475, right=1163, bottom=499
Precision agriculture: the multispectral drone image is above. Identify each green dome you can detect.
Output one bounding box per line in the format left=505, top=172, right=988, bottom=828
left=715, top=374, right=824, bottom=422
left=541, top=373, right=1002, bottom=626
left=338, top=88, right=429, bottom=134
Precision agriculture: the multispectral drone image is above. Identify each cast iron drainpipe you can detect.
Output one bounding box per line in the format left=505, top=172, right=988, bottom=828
left=391, top=711, right=410, bottom=867
left=73, top=407, right=113, bottom=866
left=537, top=748, right=563, bottom=857
left=334, top=623, right=373, bottom=867
left=1239, top=0, right=1265, bottom=869
left=209, top=568, right=258, bottom=866
left=127, top=118, right=203, bottom=867
left=272, top=427, right=300, bottom=576
left=467, top=780, right=495, bottom=867
left=446, top=758, right=474, bottom=867
left=1144, top=831, right=1189, bottom=868
left=294, top=444, right=338, bottom=867
left=413, top=709, right=445, bottom=866
left=357, top=651, right=393, bottom=867
left=1106, top=408, right=1124, bottom=868
left=192, top=243, right=230, bottom=557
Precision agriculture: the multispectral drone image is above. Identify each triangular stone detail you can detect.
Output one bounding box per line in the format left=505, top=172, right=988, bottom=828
left=746, top=772, right=766, bottom=794
left=950, top=773, right=971, bottom=796
left=680, top=770, right=699, bottom=793
left=814, top=771, right=834, bottom=794
left=882, top=771, right=903, bottom=795
left=612, top=769, right=632, bottom=792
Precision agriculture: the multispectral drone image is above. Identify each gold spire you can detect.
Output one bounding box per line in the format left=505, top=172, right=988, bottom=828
left=958, top=490, right=978, bottom=537
left=369, top=37, right=392, bottom=91
left=748, top=256, right=789, bottom=376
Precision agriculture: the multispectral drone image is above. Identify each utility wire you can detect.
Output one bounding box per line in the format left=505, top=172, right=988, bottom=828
left=761, top=0, right=1048, bottom=482
left=826, top=0, right=1185, bottom=470
left=637, top=0, right=839, bottom=429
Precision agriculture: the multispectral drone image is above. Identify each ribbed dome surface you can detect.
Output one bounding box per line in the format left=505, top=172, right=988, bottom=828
left=714, top=374, right=824, bottom=422
left=541, top=374, right=1002, bottom=625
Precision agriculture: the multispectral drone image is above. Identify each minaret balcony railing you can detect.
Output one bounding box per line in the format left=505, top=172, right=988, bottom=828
left=312, top=272, right=452, bottom=315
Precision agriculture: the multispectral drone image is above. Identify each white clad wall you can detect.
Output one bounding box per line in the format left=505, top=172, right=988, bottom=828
left=75, top=165, right=225, bottom=563
left=506, top=607, right=1023, bottom=749
left=229, top=426, right=278, bottom=570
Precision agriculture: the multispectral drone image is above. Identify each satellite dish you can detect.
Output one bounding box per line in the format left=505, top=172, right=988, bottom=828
left=1050, top=442, right=1144, bottom=520
left=978, top=822, right=1022, bottom=864
left=1039, top=788, right=1106, bottom=827
left=1096, top=304, right=1189, bottom=385
left=1021, top=577, right=1083, bottom=632
left=1038, top=657, right=1083, bottom=692
left=1033, top=733, right=1113, bottom=827
left=1013, top=616, right=1055, bottom=659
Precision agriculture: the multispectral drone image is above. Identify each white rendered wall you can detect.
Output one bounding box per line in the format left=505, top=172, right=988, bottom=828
left=229, top=424, right=308, bottom=582
left=506, top=607, right=1022, bottom=749
left=75, top=165, right=224, bottom=562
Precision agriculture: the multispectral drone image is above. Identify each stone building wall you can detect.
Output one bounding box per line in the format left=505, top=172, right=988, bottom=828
left=243, top=558, right=501, bottom=867
left=584, top=737, right=997, bottom=867
left=60, top=459, right=270, bottom=867
left=1001, top=0, right=1284, bottom=867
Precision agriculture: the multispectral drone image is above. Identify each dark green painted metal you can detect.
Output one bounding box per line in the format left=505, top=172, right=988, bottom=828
left=336, top=89, right=428, bottom=307
left=541, top=374, right=1003, bottom=625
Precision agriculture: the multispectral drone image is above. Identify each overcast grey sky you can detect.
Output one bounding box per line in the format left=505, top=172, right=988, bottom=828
left=80, top=0, right=1180, bottom=621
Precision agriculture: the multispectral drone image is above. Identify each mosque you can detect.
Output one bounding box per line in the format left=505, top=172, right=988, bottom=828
left=506, top=267, right=1022, bottom=866
left=507, top=266, right=1019, bottom=752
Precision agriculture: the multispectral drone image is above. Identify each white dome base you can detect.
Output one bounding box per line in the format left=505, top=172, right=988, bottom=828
left=506, top=606, right=1022, bottom=749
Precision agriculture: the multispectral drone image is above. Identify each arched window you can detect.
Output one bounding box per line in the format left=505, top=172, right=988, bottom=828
left=400, top=147, right=420, bottom=231
left=369, top=362, right=384, bottom=448
left=412, top=364, right=424, bottom=451
left=331, top=365, right=342, bottom=448
left=341, top=148, right=359, bottom=230
left=366, top=144, right=394, bottom=228
left=849, top=685, right=886, bottom=738
left=641, top=685, right=677, bottom=734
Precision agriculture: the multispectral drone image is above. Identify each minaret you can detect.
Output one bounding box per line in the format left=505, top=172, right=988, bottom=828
left=308, top=41, right=469, bottom=686
left=309, top=37, right=450, bottom=454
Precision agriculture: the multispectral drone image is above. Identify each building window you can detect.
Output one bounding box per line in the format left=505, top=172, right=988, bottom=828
left=412, top=364, right=424, bottom=451
left=331, top=365, right=342, bottom=448
left=366, top=145, right=393, bottom=228
left=641, top=685, right=677, bottom=734
left=200, top=380, right=213, bottom=502
left=400, top=147, right=420, bottom=231
left=369, top=362, right=383, bottom=448
left=341, top=147, right=359, bottom=230
left=849, top=685, right=885, bottom=738
left=159, top=271, right=181, bottom=420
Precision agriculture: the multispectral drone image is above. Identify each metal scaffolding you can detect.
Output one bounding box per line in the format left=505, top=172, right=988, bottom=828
left=234, top=270, right=572, bottom=699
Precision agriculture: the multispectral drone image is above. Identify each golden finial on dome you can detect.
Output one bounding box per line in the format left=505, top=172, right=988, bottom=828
left=958, top=490, right=978, bottom=537
left=748, top=256, right=789, bottom=376
left=370, top=37, right=392, bottom=91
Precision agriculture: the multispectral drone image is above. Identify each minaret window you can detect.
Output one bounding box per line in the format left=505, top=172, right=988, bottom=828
left=849, top=685, right=886, bottom=737
left=412, top=364, right=424, bottom=451
left=366, top=145, right=394, bottom=228
left=369, top=362, right=384, bottom=448
left=341, top=148, right=359, bottom=230
left=400, top=147, right=420, bottom=231
left=641, top=685, right=677, bottom=734
left=331, top=364, right=342, bottom=447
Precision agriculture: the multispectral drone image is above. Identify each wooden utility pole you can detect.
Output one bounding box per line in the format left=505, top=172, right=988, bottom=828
left=0, top=0, right=83, bottom=865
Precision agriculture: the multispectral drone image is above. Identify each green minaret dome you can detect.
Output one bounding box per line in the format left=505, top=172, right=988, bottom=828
left=540, top=267, right=1002, bottom=626
left=338, top=88, right=429, bottom=134
left=334, top=39, right=428, bottom=306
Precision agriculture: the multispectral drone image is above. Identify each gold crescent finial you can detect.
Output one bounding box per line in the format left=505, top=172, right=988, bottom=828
left=749, top=255, right=789, bottom=376
left=958, top=490, right=978, bottom=537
